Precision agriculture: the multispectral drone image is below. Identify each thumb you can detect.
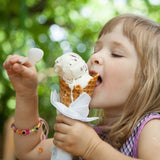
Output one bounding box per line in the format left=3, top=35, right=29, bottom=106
left=12, top=63, right=35, bottom=77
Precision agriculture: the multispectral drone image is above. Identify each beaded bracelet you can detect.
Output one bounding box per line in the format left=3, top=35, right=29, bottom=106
left=11, top=120, right=42, bottom=136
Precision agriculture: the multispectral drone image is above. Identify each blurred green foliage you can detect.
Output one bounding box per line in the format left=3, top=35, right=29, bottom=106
left=0, top=0, right=160, bottom=138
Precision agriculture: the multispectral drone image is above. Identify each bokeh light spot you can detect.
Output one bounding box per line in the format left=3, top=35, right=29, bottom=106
left=49, top=24, right=68, bottom=42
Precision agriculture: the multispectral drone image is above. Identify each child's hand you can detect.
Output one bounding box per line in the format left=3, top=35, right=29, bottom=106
left=53, top=114, right=102, bottom=159
left=3, top=54, right=38, bottom=96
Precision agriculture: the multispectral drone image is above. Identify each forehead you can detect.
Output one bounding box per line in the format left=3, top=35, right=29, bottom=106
left=94, top=24, right=138, bottom=58
left=100, top=22, right=123, bottom=37
left=98, top=16, right=124, bottom=38
left=95, top=23, right=124, bottom=46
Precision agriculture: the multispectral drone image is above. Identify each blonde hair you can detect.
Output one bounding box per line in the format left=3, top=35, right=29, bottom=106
left=98, top=14, right=160, bottom=149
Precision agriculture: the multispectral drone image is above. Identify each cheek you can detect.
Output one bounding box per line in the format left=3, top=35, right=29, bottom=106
left=104, top=65, right=135, bottom=98
left=87, top=59, right=91, bottom=68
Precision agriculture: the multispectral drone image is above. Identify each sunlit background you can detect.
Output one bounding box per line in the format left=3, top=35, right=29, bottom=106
left=0, top=0, right=160, bottom=159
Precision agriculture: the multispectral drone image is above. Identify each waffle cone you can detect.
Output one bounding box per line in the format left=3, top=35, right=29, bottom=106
left=59, top=74, right=99, bottom=107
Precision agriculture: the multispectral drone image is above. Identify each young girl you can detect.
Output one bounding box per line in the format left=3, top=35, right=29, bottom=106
left=3, top=14, right=160, bottom=160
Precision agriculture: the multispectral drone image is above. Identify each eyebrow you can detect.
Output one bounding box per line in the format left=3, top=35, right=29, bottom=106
left=94, top=40, right=130, bottom=55
left=94, top=41, right=103, bottom=53
left=111, top=41, right=129, bottom=54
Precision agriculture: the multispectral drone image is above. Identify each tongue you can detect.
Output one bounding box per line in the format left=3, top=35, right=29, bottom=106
left=95, top=78, right=101, bottom=87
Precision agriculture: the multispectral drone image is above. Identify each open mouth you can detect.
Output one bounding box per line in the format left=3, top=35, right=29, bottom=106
left=95, top=75, right=102, bottom=87
left=89, top=70, right=102, bottom=88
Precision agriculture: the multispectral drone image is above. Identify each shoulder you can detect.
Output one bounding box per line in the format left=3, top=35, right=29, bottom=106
left=138, top=119, right=160, bottom=159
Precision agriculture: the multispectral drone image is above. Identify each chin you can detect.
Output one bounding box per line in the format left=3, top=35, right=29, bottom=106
left=89, top=101, right=95, bottom=109
left=89, top=100, right=100, bottom=109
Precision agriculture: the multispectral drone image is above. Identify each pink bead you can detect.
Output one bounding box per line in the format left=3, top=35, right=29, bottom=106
left=21, top=129, right=30, bottom=135
left=26, top=130, right=30, bottom=135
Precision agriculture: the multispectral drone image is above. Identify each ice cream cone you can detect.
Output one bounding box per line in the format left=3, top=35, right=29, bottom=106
left=59, top=74, right=99, bottom=107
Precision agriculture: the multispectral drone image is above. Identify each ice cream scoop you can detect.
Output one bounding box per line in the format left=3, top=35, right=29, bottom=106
left=20, top=48, right=44, bottom=64
left=54, top=52, right=92, bottom=89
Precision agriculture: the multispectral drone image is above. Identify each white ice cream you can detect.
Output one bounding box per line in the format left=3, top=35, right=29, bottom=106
left=54, top=52, right=92, bottom=90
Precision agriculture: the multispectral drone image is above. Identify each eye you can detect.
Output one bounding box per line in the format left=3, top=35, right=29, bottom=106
left=111, top=53, right=123, bottom=58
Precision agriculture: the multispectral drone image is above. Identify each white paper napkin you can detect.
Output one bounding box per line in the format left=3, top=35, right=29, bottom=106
left=51, top=145, right=73, bottom=160
left=50, top=90, right=99, bottom=160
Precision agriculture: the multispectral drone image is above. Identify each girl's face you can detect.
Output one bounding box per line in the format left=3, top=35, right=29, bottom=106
left=87, top=23, right=138, bottom=111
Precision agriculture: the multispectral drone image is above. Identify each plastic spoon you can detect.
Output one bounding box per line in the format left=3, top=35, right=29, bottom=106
left=20, top=48, right=44, bottom=64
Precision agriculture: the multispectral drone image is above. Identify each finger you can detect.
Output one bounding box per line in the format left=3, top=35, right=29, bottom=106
left=12, top=63, right=36, bottom=78
left=10, top=56, right=33, bottom=69
left=54, top=132, right=66, bottom=142
left=53, top=138, right=65, bottom=149
left=3, top=55, right=14, bottom=70
left=11, top=56, right=32, bottom=68
left=9, top=54, right=24, bottom=64
left=54, top=123, right=70, bottom=133
left=56, top=114, right=77, bottom=126
left=53, top=138, right=71, bottom=154
left=3, top=54, right=24, bottom=70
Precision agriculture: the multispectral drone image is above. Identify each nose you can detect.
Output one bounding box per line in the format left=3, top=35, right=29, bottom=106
left=89, top=53, right=103, bottom=65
